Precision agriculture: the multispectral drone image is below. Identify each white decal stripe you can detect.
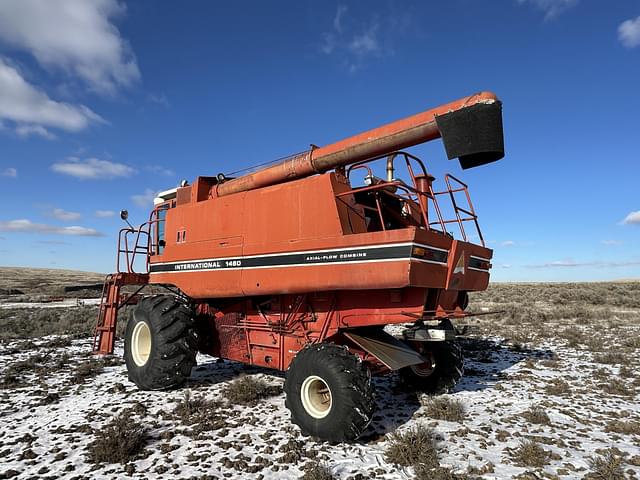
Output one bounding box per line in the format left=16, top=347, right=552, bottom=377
left=410, top=258, right=449, bottom=266
left=150, top=242, right=449, bottom=268
left=469, top=255, right=491, bottom=262
left=468, top=266, right=490, bottom=272
left=149, top=257, right=416, bottom=274
left=413, top=242, right=449, bottom=253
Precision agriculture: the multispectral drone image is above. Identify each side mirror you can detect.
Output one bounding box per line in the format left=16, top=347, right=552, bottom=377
left=120, top=209, right=134, bottom=229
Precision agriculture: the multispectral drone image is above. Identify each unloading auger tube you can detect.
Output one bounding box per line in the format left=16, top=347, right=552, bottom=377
left=216, top=91, right=504, bottom=197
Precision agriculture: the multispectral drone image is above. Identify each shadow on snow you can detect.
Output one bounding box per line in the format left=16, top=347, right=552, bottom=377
left=181, top=336, right=553, bottom=442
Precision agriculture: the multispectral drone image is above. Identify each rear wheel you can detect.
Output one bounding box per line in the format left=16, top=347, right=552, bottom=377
left=124, top=295, right=197, bottom=390
left=400, top=341, right=463, bottom=394
left=284, top=343, right=375, bottom=442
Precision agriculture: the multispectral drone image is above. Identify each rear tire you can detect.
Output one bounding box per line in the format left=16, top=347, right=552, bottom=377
left=124, top=295, right=197, bottom=390
left=399, top=341, right=463, bottom=394
left=284, top=343, right=375, bottom=442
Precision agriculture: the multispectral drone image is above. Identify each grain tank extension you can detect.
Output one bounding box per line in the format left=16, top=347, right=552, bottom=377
left=93, top=92, right=504, bottom=442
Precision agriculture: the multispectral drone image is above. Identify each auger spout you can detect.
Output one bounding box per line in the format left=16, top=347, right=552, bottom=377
left=216, top=91, right=504, bottom=197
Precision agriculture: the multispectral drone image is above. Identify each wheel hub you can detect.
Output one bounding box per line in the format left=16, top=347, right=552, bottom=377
left=410, top=351, right=436, bottom=377
left=131, top=321, right=152, bottom=367
left=300, top=375, right=332, bottom=419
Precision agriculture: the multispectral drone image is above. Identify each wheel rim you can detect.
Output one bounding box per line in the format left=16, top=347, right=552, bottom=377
left=131, top=321, right=152, bottom=367
left=410, top=352, right=436, bottom=377
left=300, top=375, right=332, bottom=419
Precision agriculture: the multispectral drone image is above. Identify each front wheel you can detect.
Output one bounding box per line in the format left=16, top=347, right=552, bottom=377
left=399, top=340, right=463, bottom=394
left=284, top=343, right=375, bottom=442
left=124, top=295, right=197, bottom=390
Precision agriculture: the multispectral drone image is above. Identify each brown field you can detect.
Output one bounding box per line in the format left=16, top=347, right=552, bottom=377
left=0, top=268, right=639, bottom=479
left=0, top=266, right=105, bottom=296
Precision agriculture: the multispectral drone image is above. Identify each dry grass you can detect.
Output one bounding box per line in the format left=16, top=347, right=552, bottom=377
left=414, top=464, right=472, bottom=480
left=0, top=306, right=99, bottom=340
left=1, top=351, right=74, bottom=388
left=521, top=405, right=551, bottom=425
left=605, top=420, right=640, bottom=435
left=171, top=391, right=225, bottom=434
left=0, top=266, right=104, bottom=297
left=593, top=352, right=628, bottom=365
left=599, top=379, right=634, bottom=397
left=222, top=375, right=282, bottom=406
left=509, top=440, right=552, bottom=468
left=71, top=359, right=104, bottom=384
left=173, top=390, right=221, bottom=422
left=470, top=282, right=640, bottom=309
left=587, top=448, right=626, bottom=480
left=302, top=461, right=335, bottom=480
left=0, top=371, right=22, bottom=389
left=422, top=396, right=466, bottom=423
left=86, top=412, right=148, bottom=464
left=544, top=379, right=571, bottom=396
left=385, top=425, right=439, bottom=469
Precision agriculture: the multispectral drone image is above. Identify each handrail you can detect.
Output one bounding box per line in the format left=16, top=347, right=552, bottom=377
left=115, top=207, right=166, bottom=274
left=431, top=174, right=484, bottom=246
left=338, top=152, right=485, bottom=245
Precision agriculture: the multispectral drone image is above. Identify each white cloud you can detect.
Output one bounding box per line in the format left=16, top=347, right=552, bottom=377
left=619, top=16, right=640, bottom=48
left=0, top=0, right=140, bottom=95
left=1, top=167, right=17, bottom=178
left=51, top=157, right=135, bottom=180
left=0, top=219, right=103, bottom=236
left=333, top=5, right=348, bottom=33
left=349, top=23, right=380, bottom=56
left=320, top=5, right=391, bottom=72
left=517, top=0, right=579, bottom=20
left=622, top=210, right=640, bottom=225
left=527, top=258, right=640, bottom=268
left=131, top=188, right=158, bottom=208
left=95, top=210, right=115, bottom=218
left=147, top=93, right=170, bottom=108
left=546, top=259, right=583, bottom=267
left=601, top=240, right=623, bottom=246
left=49, top=208, right=81, bottom=221
left=501, top=240, right=516, bottom=247
left=501, top=264, right=512, bottom=269
left=145, top=165, right=175, bottom=177
left=36, top=239, right=70, bottom=245
left=15, top=124, right=56, bottom=139
left=0, top=58, right=103, bottom=133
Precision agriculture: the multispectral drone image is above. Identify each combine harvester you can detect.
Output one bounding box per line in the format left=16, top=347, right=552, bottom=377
left=94, top=92, right=504, bottom=441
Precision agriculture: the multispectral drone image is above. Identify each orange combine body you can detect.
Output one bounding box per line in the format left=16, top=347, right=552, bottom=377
left=94, top=91, right=504, bottom=441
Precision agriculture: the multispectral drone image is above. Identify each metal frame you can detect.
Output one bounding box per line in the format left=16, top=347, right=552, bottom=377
left=116, top=204, right=167, bottom=274
left=336, top=151, right=485, bottom=245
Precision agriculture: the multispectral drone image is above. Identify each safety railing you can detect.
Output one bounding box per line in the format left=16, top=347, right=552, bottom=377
left=335, top=151, right=485, bottom=245
left=432, top=174, right=484, bottom=246
left=116, top=225, right=150, bottom=274
left=115, top=206, right=166, bottom=274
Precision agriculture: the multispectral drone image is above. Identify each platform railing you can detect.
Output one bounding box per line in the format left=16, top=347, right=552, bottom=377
left=115, top=207, right=166, bottom=274
left=336, top=151, right=485, bottom=245
left=432, top=174, right=485, bottom=246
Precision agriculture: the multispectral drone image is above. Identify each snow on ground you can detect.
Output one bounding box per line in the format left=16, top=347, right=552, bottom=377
left=1, top=326, right=639, bottom=480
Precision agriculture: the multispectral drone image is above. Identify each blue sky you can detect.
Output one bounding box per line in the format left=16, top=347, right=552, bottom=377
left=0, top=0, right=638, bottom=281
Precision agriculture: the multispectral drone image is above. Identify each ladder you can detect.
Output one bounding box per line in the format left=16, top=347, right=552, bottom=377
left=92, top=272, right=148, bottom=355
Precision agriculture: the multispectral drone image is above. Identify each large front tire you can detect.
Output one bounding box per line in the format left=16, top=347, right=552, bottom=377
left=124, top=296, right=197, bottom=390
left=284, top=344, right=375, bottom=442
left=399, top=341, right=464, bottom=394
